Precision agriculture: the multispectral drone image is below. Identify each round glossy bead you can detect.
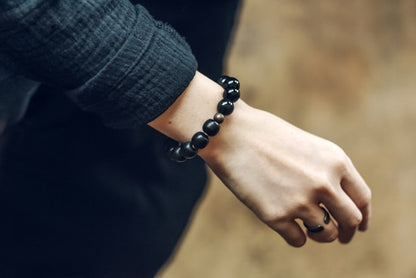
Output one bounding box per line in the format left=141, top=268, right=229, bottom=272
left=224, top=77, right=240, bottom=90
left=179, top=141, right=198, bottom=159
left=169, top=146, right=186, bottom=162
left=191, top=131, right=209, bottom=149
left=218, top=76, right=230, bottom=88
left=217, top=99, right=234, bottom=115
left=203, top=119, right=220, bottom=136
left=213, top=112, right=225, bottom=124
left=224, top=88, right=240, bottom=102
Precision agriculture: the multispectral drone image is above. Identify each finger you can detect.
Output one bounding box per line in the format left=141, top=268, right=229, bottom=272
left=323, top=190, right=363, bottom=244
left=358, top=201, right=371, bottom=231
left=341, top=166, right=372, bottom=231
left=300, top=206, right=338, bottom=243
left=268, top=220, right=306, bottom=247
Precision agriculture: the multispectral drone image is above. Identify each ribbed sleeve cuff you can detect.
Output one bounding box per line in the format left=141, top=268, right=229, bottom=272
left=67, top=6, right=197, bottom=128
left=1, top=0, right=197, bottom=128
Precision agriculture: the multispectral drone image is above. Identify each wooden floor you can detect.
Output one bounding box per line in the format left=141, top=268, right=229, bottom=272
left=159, top=1, right=416, bottom=277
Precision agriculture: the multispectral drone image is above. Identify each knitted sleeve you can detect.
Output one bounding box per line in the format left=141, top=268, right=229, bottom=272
left=0, top=0, right=197, bottom=127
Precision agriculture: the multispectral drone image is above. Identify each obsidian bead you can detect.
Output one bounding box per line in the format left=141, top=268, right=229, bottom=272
left=217, top=99, right=234, bottom=115
left=191, top=131, right=209, bottom=149
left=213, top=112, right=225, bottom=124
left=203, top=119, right=220, bottom=136
left=179, top=141, right=198, bottom=159
left=169, top=146, right=186, bottom=162
left=224, top=77, right=240, bottom=90
left=218, top=76, right=230, bottom=88
left=224, top=88, right=240, bottom=102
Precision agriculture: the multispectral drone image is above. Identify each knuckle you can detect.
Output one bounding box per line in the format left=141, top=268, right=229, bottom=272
left=313, top=179, right=335, bottom=196
left=331, top=143, right=347, bottom=157
left=346, top=213, right=363, bottom=229
left=289, top=194, right=311, bottom=210
left=328, top=144, right=349, bottom=172
left=260, top=205, right=287, bottom=224
left=296, top=201, right=311, bottom=213
left=354, top=187, right=372, bottom=211
left=360, top=187, right=372, bottom=206
left=260, top=198, right=311, bottom=224
left=333, top=156, right=349, bottom=173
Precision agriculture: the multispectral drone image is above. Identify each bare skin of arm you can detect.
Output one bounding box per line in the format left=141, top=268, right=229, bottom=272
left=149, top=71, right=371, bottom=247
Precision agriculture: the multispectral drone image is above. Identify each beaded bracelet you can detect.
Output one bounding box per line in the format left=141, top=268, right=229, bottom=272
left=168, top=75, right=240, bottom=162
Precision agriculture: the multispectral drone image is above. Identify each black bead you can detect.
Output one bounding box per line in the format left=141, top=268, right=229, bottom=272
left=203, top=119, right=220, bottom=136
left=179, top=141, right=198, bottom=159
left=218, top=76, right=230, bottom=88
left=217, top=99, right=234, bottom=115
left=191, top=132, right=209, bottom=149
left=169, top=146, right=186, bottom=162
left=213, top=112, right=225, bottom=124
left=224, top=88, right=240, bottom=102
left=224, top=77, right=240, bottom=90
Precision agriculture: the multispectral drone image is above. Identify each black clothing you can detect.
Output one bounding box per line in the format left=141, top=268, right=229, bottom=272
left=0, top=1, right=241, bottom=277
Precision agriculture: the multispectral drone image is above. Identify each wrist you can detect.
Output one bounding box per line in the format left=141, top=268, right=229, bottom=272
left=167, top=74, right=242, bottom=162
left=149, top=71, right=247, bottom=163
left=198, top=100, right=251, bottom=164
left=149, top=71, right=224, bottom=142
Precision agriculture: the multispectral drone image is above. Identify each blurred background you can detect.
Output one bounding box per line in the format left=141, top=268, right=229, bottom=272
left=158, top=0, right=416, bottom=277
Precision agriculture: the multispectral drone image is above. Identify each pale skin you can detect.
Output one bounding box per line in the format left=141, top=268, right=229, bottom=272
left=149, top=71, right=371, bottom=247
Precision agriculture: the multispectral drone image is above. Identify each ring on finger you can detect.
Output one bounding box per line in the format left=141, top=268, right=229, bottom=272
left=304, top=207, right=330, bottom=233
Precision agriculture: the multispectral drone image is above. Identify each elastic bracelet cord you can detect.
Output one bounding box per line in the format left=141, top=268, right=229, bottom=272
left=168, top=75, right=240, bottom=162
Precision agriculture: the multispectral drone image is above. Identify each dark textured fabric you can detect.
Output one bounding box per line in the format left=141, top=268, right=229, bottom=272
left=0, top=86, right=208, bottom=278
left=0, top=73, right=39, bottom=125
left=137, top=0, right=242, bottom=80
left=0, top=0, right=197, bottom=127
left=0, top=0, right=242, bottom=277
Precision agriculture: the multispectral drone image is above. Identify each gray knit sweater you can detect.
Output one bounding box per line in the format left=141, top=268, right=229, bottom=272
left=0, top=0, right=197, bottom=127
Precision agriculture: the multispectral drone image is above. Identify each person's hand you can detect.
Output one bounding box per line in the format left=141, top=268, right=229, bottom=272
left=149, top=71, right=371, bottom=247
left=200, top=102, right=371, bottom=246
